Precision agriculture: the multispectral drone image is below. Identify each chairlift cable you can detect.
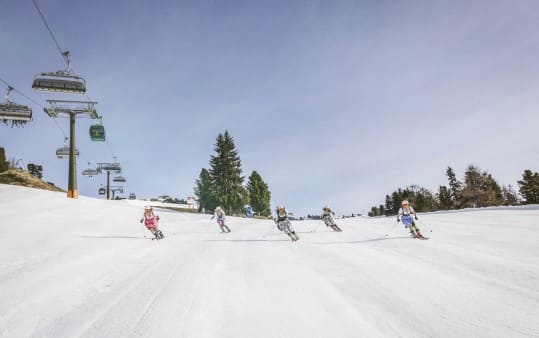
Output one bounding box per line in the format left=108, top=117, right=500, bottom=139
left=31, top=0, right=65, bottom=61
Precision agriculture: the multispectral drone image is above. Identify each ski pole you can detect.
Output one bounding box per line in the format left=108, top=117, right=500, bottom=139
left=416, top=220, right=432, bottom=234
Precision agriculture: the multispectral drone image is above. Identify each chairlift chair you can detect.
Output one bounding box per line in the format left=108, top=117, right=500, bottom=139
left=0, top=86, right=32, bottom=127
left=82, top=168, right=98, bottom=177
left=113, top=175, right=126, bottom=183
left=32, top=52, right=87, bottom=94
left=56, top=138, right=79, bottom=159
left=100, top=163, right=121, bottom=172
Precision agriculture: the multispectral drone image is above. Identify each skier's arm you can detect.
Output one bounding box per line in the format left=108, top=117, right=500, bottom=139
left=397, top=208, right=402, bottom=222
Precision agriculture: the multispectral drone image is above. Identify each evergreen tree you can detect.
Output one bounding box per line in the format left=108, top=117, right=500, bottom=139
left=391, top=189, right=405, bottom=214
left=246, top=170, right=271, bottom=216
left=437, top=185, right=452, bottom=210
left=446, top=166, right=462, bottom=208
left=209, top=131, right=248, bottom=214
left=483, top=174, right=503, bottom=206
left=462, top=165, right=483, bottom=207
left=369, top=206, right=380, bottom=217
left=194, top=168, right=216, bottom=212
left=384, top=195, right=393, bottom=216
left=0, top=147, right=8, bottom=172
left=462, top=165, right=503, bottom=208
left=518, top=169, right=539, bottom=204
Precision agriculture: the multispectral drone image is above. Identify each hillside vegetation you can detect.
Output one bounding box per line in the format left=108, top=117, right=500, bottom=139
left=0, top=168, right=63, bottom=192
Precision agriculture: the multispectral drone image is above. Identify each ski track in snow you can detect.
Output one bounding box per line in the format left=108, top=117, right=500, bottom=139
left=1, top=185, right=539, bottom=338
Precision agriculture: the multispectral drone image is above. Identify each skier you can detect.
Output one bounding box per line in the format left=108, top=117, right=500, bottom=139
left=245, top=205, right=254, bottom=218
left=274, top=205, right=299, bottom=241
left=321, top=206, right=342, bottom=232
left=397, top=200, right=425, bottom=239
left=211, top=206, right=231, bottom=233
left=140, top=206, right=164, bottom=240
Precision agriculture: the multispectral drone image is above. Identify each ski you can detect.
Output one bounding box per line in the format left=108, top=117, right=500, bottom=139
left=287, top=232, right=299, bottom=241
left=330, top=224, right=342, bottom=232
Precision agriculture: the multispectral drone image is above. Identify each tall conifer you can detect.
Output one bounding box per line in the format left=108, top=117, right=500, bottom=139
left=209, top=131, right=247, bottom=214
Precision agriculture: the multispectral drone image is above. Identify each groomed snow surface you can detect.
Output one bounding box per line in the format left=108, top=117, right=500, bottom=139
left=1, top=185, right=538, bottom=338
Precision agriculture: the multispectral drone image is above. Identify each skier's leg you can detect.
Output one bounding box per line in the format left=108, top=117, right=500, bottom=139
left=412, top=223, right=423, bottom=238
left=149, top=228, right=158, bottom=239
left=332, top=224, right=342, bottom=232
left=287, top=222, right=299, bottom=241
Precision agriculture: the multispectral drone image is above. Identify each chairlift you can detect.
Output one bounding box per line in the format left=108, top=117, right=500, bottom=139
left=98, top=187, right=106, bottom=195
left=89, top=123, right=105, bottom=141
left=113, top=175, right=126, bottom=183
left=0, top=86, right=32, bottom=127
left=82, top=168, right=98, bottom=177
left=100, top=163, right=121, bottom=172
left=32, top=51, right=87, bottom=94
left=56, top=138, right=79, bottom=159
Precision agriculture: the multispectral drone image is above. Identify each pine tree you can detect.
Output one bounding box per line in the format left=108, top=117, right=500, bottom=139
left=194, top=168, right=217, bottom=212
left=462, top=165, right=503, bottom=208
left=446, top=166, right=462, bottom=208
left=462, top=165, right=483, bottom=207
left=209, top=131, right=248, bottom=215
left=518, top=169, right=539, bottom=204
left=483, top=173, right=503, bottom=206
left=369, top=206, right=380, bottom=217
left=384, top=195, right=393, bottom=216
left=437, top=185, right=452, bottom=210
left=246, top=171, right=271, bottom=216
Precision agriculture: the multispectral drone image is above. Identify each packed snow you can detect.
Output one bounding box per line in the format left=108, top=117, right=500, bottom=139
left=1, top=185, right=538, bottom=338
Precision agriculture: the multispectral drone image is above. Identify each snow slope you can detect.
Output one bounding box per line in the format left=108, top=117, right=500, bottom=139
left=1, top=185, right=538, bottom=338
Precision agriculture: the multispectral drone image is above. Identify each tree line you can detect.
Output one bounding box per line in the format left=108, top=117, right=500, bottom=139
left=368, top=165, right=539, bottom=216
left=194, top=131, right=271, bottom=216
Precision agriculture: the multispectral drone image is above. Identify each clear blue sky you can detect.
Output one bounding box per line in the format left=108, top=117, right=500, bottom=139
left=1, top=0, right=538, bottom=215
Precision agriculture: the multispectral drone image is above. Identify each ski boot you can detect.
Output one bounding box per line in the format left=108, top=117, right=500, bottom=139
left=416, top=231, right=427, bottom=239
